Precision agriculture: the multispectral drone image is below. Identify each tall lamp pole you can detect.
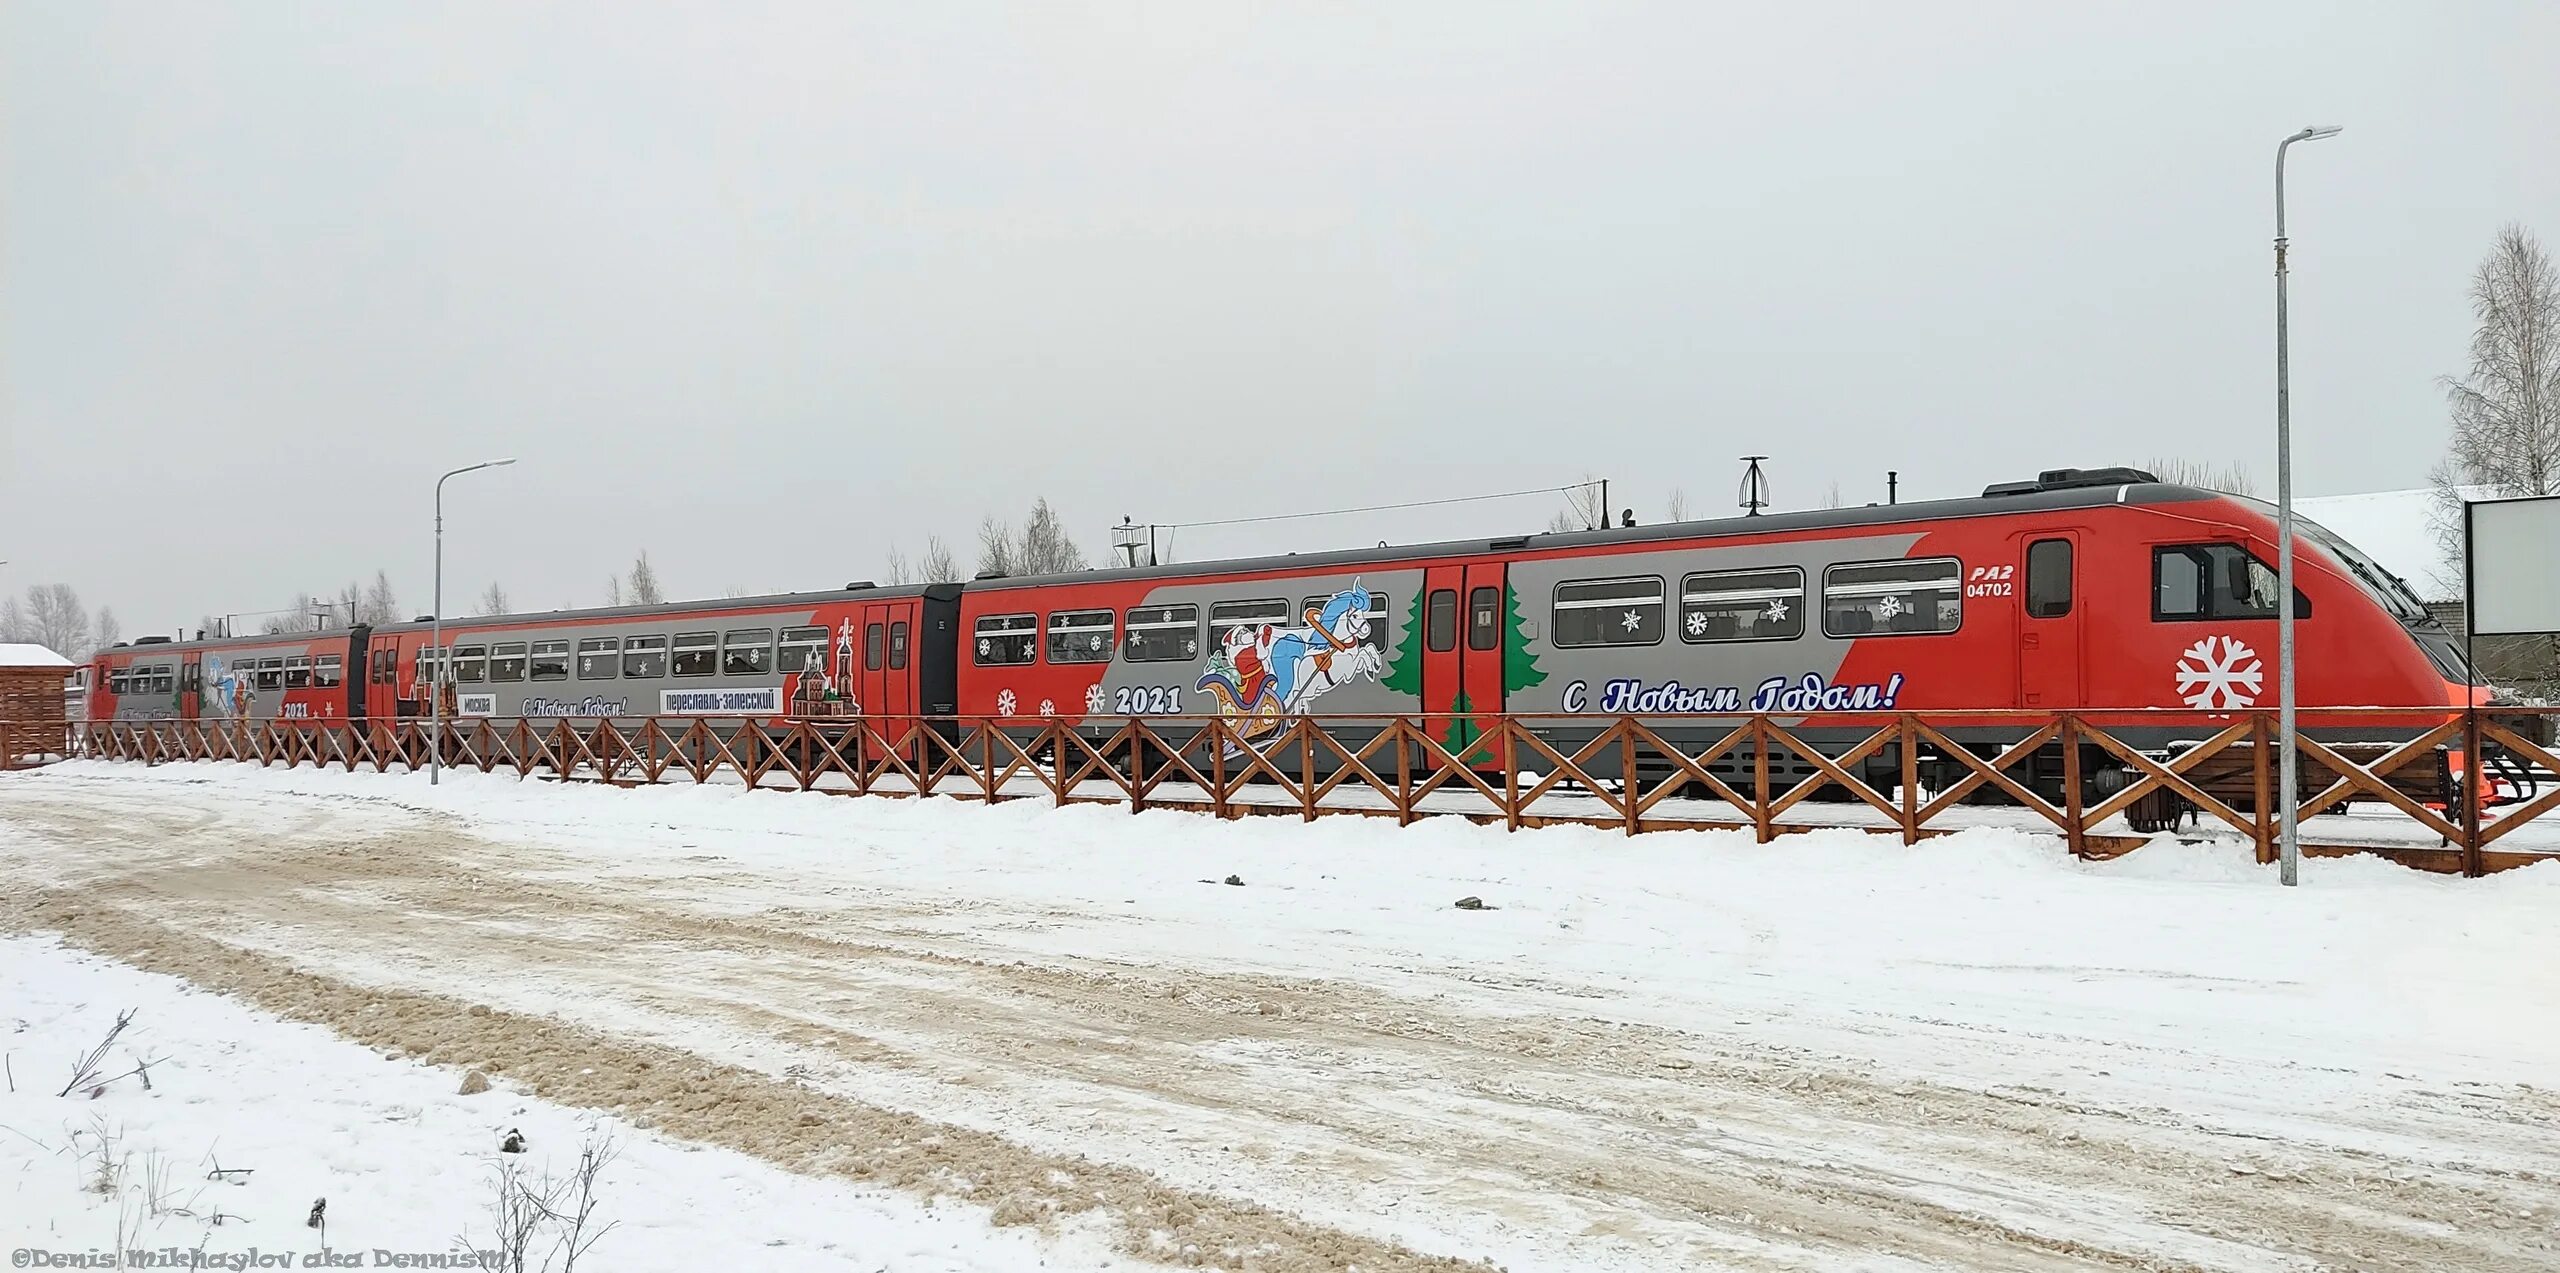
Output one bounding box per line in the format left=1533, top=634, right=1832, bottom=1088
left=431, top=458, right=516, bottom=786
left=2274, top=124, right=2340, bottom=886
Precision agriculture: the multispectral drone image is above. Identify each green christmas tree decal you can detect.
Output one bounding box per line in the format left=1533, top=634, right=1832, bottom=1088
left=1380, top=590, right=1427, bottom=698
left=1496, top=582, right=1546, bottom=693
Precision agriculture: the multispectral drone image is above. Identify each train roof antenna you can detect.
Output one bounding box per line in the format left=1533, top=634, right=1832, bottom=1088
left=1739, top=456, right=1771, bottom=517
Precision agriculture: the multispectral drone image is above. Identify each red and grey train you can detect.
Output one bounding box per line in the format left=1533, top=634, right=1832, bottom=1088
left=89, top=468, right=2476, bottom=798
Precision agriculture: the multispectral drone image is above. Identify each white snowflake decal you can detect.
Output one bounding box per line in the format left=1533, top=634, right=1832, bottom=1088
left=995, top=688, right=1017, bottom=717
left=1088, top=633, right=1103, bottom=651
left=1876, top=594, right=1905, bottom=619
left=1620, top=609, right=1642, bottom=632
left=1684, top=610, right=1710, bottom=637
left=2175, top=636, right=2264, bottom=710
left=1037, top=697, right=1055, bottom=716
left=1183, top=638, right=1197, bottom=655
left=976, top=638, right=990, bottom=656
left=1085, top=682, right=1108, bottom=714
left=1764, top=599, right=1789, bottom=622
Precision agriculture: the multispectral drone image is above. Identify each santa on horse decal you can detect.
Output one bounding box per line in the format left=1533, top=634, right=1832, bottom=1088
left=1193, top=583, right=1385, bottom=745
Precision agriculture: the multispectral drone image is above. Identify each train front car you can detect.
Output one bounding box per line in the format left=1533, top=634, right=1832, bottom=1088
left=953, top=467, right=2469, bottom=808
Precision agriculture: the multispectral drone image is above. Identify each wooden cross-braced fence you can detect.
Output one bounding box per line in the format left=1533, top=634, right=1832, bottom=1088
left=8, top=708, right=2557, bottom=876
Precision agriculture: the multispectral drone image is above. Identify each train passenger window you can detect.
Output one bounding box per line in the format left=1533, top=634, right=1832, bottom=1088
left=616, top=632, right=665, bottom=676
left=286, top=657, right=313, bottom=690
left=528, top=640, right=570, bottom=682
left=1822, top=559, right=1962, bottom=637
left=577, top=637, right=621, bottom=679
left=257, top=658, right=286, bottom=691
left=150, top=666, right=175, bottom=696
left=671, top=632, right=718, bottom=677
left=889, top=621, right=909, bottom=670
left=1121, top=605, right=1198, bottom=662
left=776, top=627, right=826, bottom=673
left=108, top=670, right=129, bottom=696
left=722, top=629, right=774, bottom=676
left=2152, top=544, right=2306, bottom=621
left=1209, top=599, right=1291, bottom=653
left=1552, top=577, right=1665, bottom=647
left=1426, top=590, right=1457, bottom=652
left=1680, top=568, right=1805, bottom=643
left=2025, top=540, right=2073, bottom=619
left=974, top=614, right=1038, bottom=666
left=865, top=624, right=884, bottom=670
left=1046, top=610, right=1115, bottom=664
left=451, top=645, right=488, bottom=683
left=314, top=655, right=343, bottom=689
left=1468, top=587, right=1500, bottom=651
left=490, top=643, right=528, bottom=682
left=1301, top=591, right=1391, bottom=651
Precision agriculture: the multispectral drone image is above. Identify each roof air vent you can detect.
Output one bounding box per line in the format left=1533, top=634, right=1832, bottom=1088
left=1982, top=466, right=2159, bottom=497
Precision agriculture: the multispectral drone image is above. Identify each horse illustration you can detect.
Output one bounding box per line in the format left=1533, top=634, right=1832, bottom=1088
left=1195, top=583, right=1382, bottom=744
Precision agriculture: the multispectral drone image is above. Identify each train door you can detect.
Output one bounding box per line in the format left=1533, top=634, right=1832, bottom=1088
left=853, top=601, right=910, bottom=752
left=180, top=658, right=202, bottom=721
left=2016, top=533, right=2082, bottom=708
left=1416, top=563, right=1508, bottom=761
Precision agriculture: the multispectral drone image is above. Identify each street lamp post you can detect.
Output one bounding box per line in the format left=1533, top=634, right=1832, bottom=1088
left=431, top=459, right=516, bottom=786
left=2274, top=124, right=2340, bottom=887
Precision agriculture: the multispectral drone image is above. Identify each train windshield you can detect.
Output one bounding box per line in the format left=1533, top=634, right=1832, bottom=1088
left=2235, top=499, right=2434, bottom=625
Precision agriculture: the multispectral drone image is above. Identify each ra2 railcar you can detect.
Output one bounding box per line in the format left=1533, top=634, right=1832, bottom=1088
left=89, top=467, right=2475, bottom=802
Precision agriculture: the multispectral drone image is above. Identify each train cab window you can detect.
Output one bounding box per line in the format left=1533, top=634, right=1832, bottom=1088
left=1122, top=605, right=1198, bottom=662
left=864, top=624, right=884, bottom=670
left=2153, top=544, right=2307, bottom=621
left=974, top=614, right=1039, bottom=666
left=451, top=645, right=488, bottom=683
left=256, top=658, right=286, bottom=691
left=577, top=637, right=621, bottom=679
left=889, top=621, right=909, bottom=670
left=284, top=657, right=312, bottom=690
left=1209, top=599, right=1291, bottom=652
left=2025, top=540, right=2074, bottom=619
left=621, top=636, right=667, bottom=678
left=1047, top=610, right=1115, bottom=664
left=671, top=632, right=718, bottom=677
left=1300, top=590, right=1391, bottom=651
left=1823, top=559, right=1962, bottom=637
left=1680, top=568, right=1805, bottom=643
left=1467, top=587, right=1500, bottom=651
left=723, top=629, right=774, bottom=676
left=1425, top=590, right=1457, bottom=651
left=528, top=640, right=570, bottom=682
left=314, top=655, right=343, bottom=689
left=489, top=643, right=528, bottom=682
left=776, top=627, right=826, bottom=673
left=1552, top=577, right=1666, bottom=647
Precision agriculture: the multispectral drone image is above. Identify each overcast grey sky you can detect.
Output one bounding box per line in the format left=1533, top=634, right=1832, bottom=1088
left=6, top=2, right=2555, bottom=636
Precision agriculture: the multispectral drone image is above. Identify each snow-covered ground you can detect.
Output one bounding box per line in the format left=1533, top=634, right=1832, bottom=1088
left=0, top=937, right=1130, bottom=1272
left=4, top=759, right=2558, bottom=1270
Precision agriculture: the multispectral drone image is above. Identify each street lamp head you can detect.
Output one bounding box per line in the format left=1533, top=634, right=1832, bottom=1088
left=2296, top=125, right=2343, bottom=142
left=488, top=457, right=518, bottom=467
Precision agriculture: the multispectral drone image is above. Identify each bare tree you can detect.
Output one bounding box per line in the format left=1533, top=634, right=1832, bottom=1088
left=2432, top=223, right=2560, bottom=570
left=261, top=592, right=323, bottom=635
left=975, top=501, right=1088, bottom=577
left=884, top=543, right=916, bottom=585
left=26, top=584, right=92, bottom=655
left=1822, top=481, right=1845, bottom=509
left=1544, top=509, right=1581, bottom=534
left=626, top=554, right=664, bottom=605
left=195, top=615, right=220, bottom=641
left=603, top=575, right=624, bottom=608
left=92, top=608, right=120, bottom=653
left=919, top=536, right=960, bottom=583
left=477, top=582, right=511, bottom=617
left=2146, top=456, right=2260, bottom=495
left=0, top=596, right=28, bottom=644
left=360, top=570, right=402, bottom=625
left=1663, top=488, right=1692, bottom=522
